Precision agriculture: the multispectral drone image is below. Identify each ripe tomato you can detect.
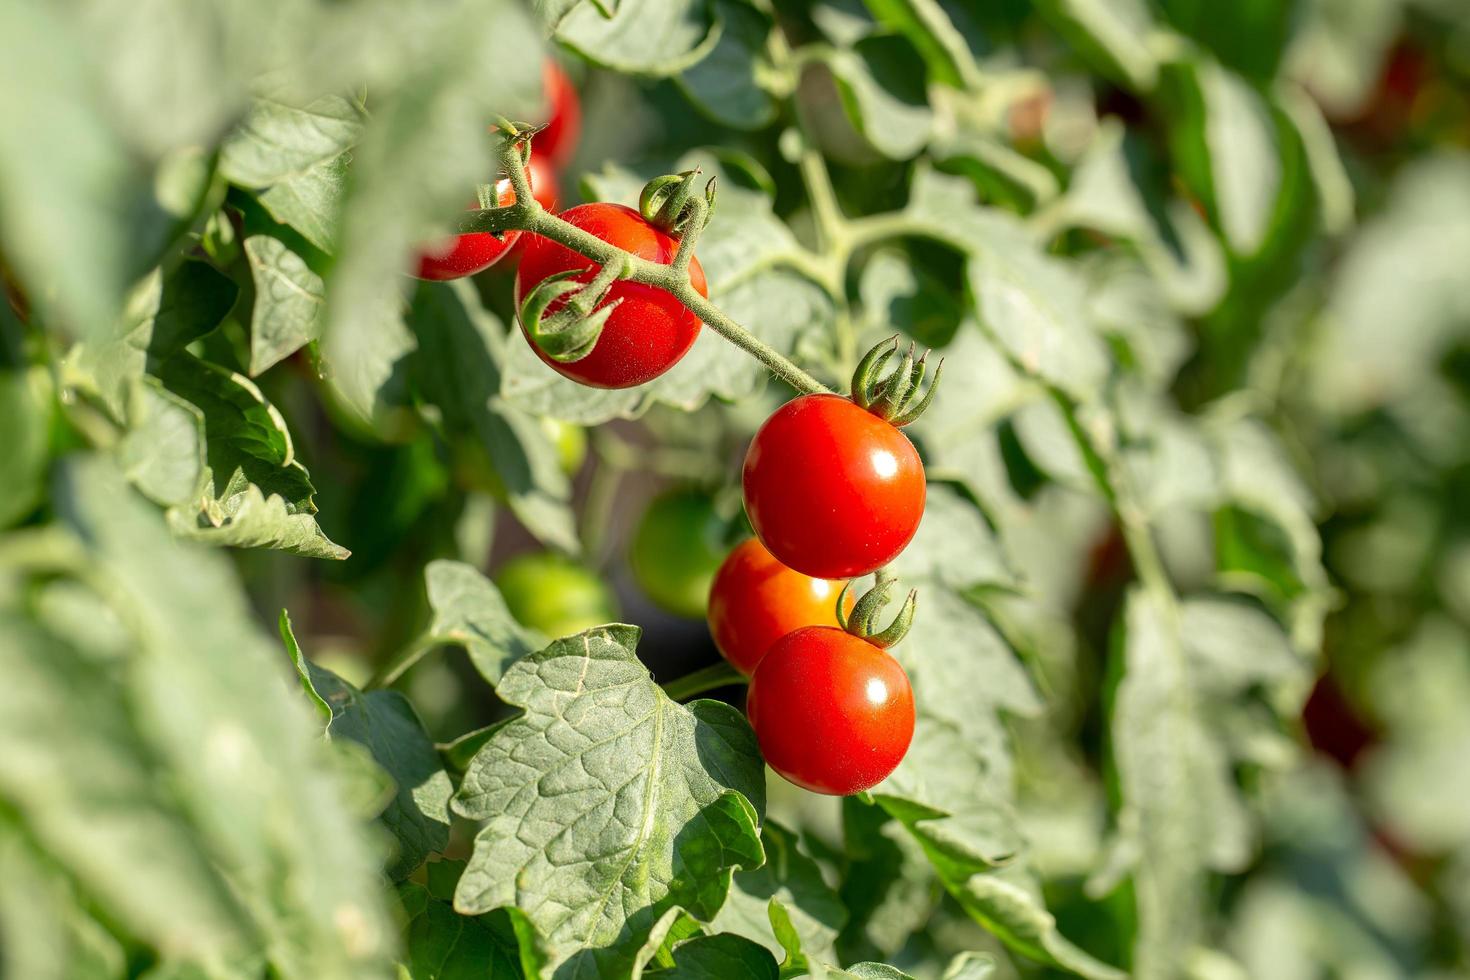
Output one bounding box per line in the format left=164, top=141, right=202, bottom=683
left=743, top=394, right=925, bottom=579
left=515, top=203, right=707, bottom=389
left=630, top=489, right=726, bottom=619
left=746, top=626, right=915, bottom=795
left=527, top=153, right=560, bottom=212
left=494, top=552, right=618, bottom=639
left=414, top=175, right=523, bottom=281
left=537, top=60, right=582, bottom=166
left=707, top=538, right=850, bottom=675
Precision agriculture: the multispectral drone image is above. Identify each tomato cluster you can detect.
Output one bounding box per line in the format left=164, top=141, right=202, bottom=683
left=414, top=65, right=934, bottom=795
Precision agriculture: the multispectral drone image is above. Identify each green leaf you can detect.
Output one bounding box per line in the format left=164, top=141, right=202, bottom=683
left=1031, top=0, right=1160, bottom=90
left=712, top=820, right=847, bottom=965
left=645, top=932, right=780, bottom=979
left=420, top=559, right=546, bottom=686
left=860, top=0, right=983, bottom=89
left=118, top=378, right=208, bottom=507
left=410, top=281, right=579, bottom=553
left=284, top=613, right=452, bottom=881
left=396, top=881, right=525, bottom=980
left=0, top=363, right=53, bottom=529
left=5, top=457, right=397, bottom=978
left=244, top=234, right=326, bottom=376
left=65, top=261, right=239, bottom=419
left=148, top=353, right=347, bottom=559
left=1160, top=57, right=1282, bottom=256
left=812, top=35, right=934, bottom=160
left=453, top=626, right=767, bottom=978
left=678, top=0, right=777, bottom=130
left=556, top=0, right=722, bottom=76
left=0, top=0, right=149, bottom=335
left=0, top=818, right=128, bottom=980
left=221, top=95, right=365, bottom=253
left=1103, top=589, right=1249, bottom=980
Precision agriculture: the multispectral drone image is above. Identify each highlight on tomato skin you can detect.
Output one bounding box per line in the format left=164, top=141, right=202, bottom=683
left=746, top=625, right=916, bottom=796
left=413, top=173, right=524, bottom=281
left=742, top=393, right=926, bottom=580
left=513, top=202, right=708, bottom=389
left=707, top=537, right=851, bottom=675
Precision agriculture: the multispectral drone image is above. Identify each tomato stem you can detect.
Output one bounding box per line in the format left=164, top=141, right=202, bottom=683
left=660, top=660, right=747, bottom=701
left=464, top=138, right=832, bottom=397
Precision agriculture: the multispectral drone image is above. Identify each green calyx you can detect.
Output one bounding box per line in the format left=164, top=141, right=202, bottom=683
left=518, top=268, right=622, bottom=362
left=836, top=571, right=917, bottom=650
left=851, top=335, right=944, bottom=426
left=639, top=169, right=717, bottom=236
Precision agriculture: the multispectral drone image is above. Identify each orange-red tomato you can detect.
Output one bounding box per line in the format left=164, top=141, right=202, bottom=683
left=743, top=394, right=925, bottom=579
left=707, top=538, right=850, bottom=675
left=414, top=175, right=522, bottom=281
left=537, top=60, right=581, bottom=167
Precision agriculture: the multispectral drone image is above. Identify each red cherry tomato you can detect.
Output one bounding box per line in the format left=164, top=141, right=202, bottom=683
left=538, top=60, right=581, bottom=167
left=743, top=394, right=925, bottom=579
left=707, top=538, right=850, bottom=675
left=414, top=175, right=523, bottom=281
left=515, top=203, right=707, bottom=389
left=527, top=153, right=560, bottom=213
left=746, top=626, right=915, bottom=796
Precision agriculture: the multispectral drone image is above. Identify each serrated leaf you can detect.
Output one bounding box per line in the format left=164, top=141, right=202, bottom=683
left=712, top=820, right=847, bottom=965
left=285, top=614, right=451, bottom=881
left=245, top=234, right=326, bottom=375
left=410, top=281, right=578, bottom=553
left=421, top=559, right=546, bottom=685
left=65, top=261, right=239, bottom=419
left=452, top=626, right=766, bottom=978
left=557, top=0, right=721, bottom=76
left=678, top=0, right=777, bottom=130
left=221, top=95, right=365, bottom=253
left=148, top=353, right=347, bottom=559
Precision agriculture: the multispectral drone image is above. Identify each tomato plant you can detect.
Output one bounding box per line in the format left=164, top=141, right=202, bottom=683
left=3, top=2, right=1467, bottom=979
left=707, top=537, right=850, bottom=675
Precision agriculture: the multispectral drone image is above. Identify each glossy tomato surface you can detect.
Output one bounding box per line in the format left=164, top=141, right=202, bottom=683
left=743, top=394, right=925, bottom=579
left=537, top=60, right=581, bottom=166
left=527, top=153, right=560, bottom=212
left=415, top=176, right=521, bottom=281
left=515, top=203, right=707, bottom=389
left=707, top=538, right=850, bottom=675
left=746, top=626, right=915, bottom=795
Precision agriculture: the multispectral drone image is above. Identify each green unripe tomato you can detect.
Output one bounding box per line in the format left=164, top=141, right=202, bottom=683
left=630, top=489, right=727, bottom=619
left=542, top=417, right=587, bottom=476
left=494, top=553, right=619, bottom=639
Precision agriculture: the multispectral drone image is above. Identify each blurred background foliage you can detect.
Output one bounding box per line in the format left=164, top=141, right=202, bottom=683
left=3, top=0, right=1470, bottom=978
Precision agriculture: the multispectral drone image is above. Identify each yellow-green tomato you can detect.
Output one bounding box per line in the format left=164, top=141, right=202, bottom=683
left=494, top=553, right=618, bottom=638
left=630, top=489, right=727, bottom=619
